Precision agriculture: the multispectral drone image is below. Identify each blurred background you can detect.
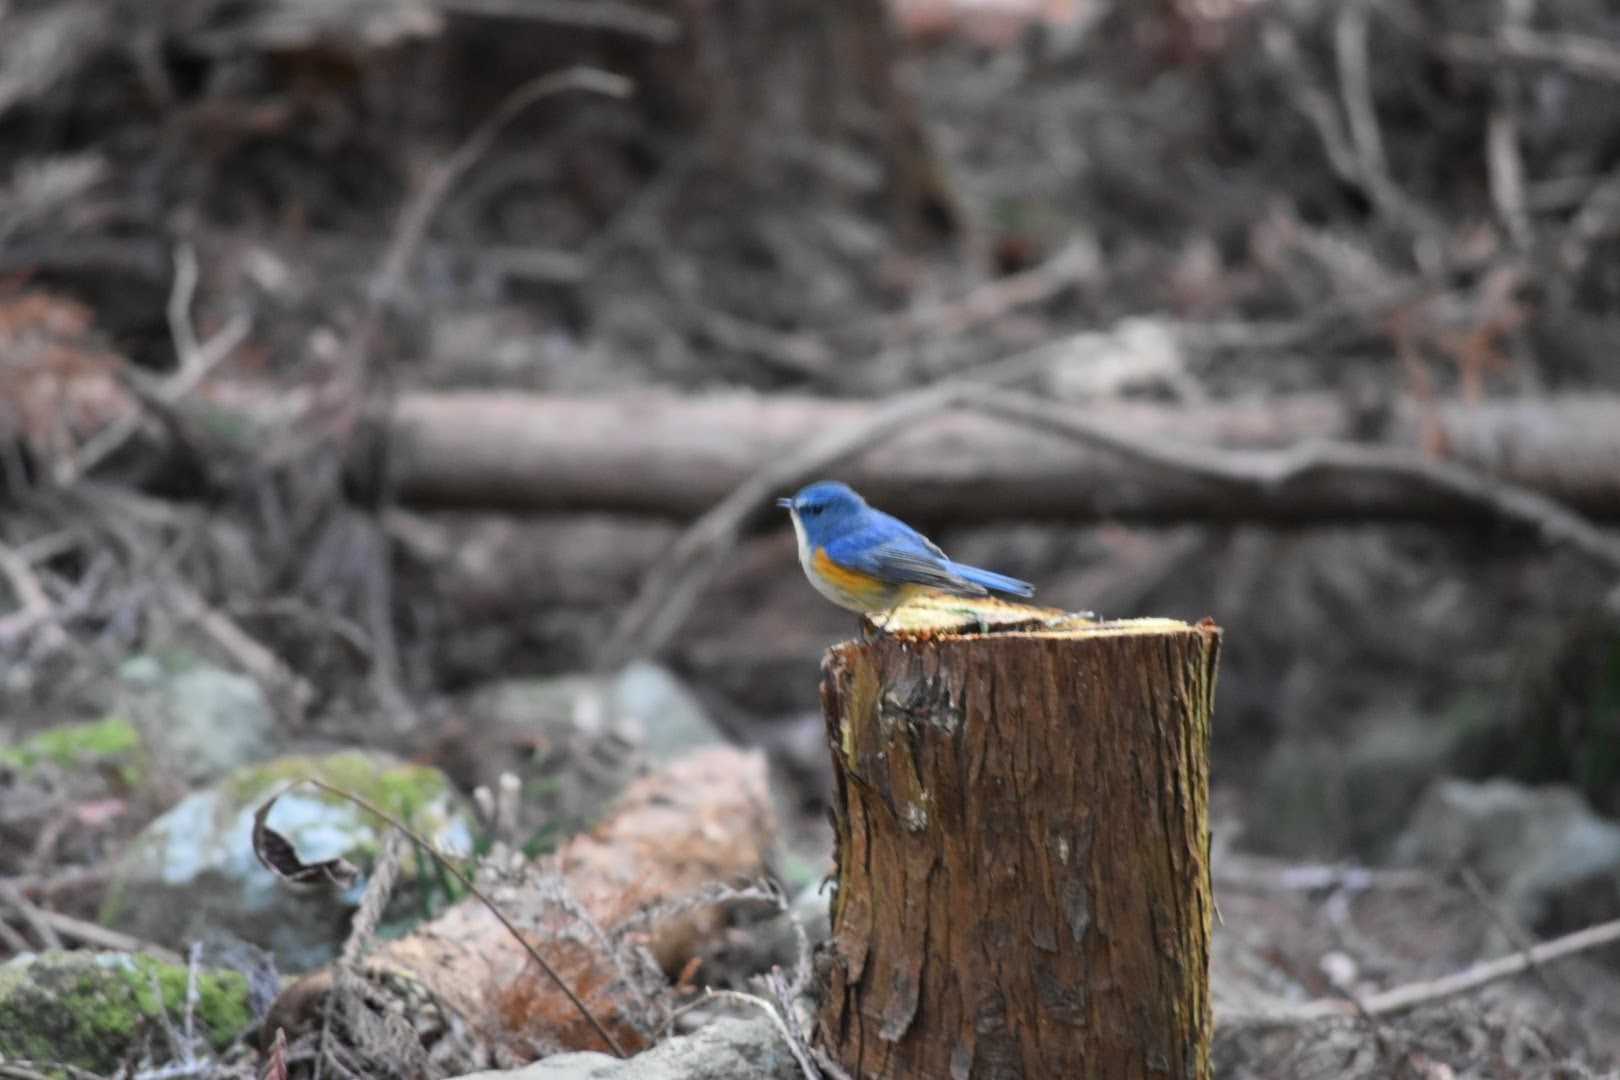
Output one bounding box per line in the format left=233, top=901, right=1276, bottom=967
left=3, top=0, right=1620, bottom=1074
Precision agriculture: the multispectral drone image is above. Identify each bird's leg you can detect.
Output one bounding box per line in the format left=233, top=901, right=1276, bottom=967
left=858, top=608, right=897, bottom=642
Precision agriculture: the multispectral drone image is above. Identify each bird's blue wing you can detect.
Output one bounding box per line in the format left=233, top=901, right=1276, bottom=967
left=824, top=520, right=986, bottom=596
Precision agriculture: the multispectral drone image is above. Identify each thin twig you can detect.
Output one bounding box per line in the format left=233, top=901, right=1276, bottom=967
left=1486, top=0, right=1535, bottom=249
left=59, top=244, right=251, bottom=484
left=165, top=242, right=201, bottom=369
left=657, top=989, right=820, bottom=1080
left=598, top=335, right=1086, bottom=667
left=1264, top=14, right=1434, bottom=234
left=0, top=1065, right=77, bottom=1080
left=0, top=537, right=69, bottom=651
left=812, top=1048, right=857, bottom=1080
left=434, top=0, right=679, bottom=42
left=0, top=913, right=31, bottom=955
left=356, top=516, right=413, bottom=727
left=348, top=66, right=633, bottom=375
left=1557, top=169, right=1620, bottom=281
left=166, top=576, right=316, bottom=715
left=339, top=831, right=403, bottom=969
left=1224, top=916, right=1620, bottom=1024
left=290, top=777, right=627, bottom=1059
left=183, top=942, right=201, bottom=1051
left=1441, top=28, right=1620, bottom=84
left=6, top=904, right=183, bottom=964
left=1454, top=866, right=1581, bottom=1011
left=1214, top=859, right=1434, bottom=894
left=0, top=879, right=61, bottom=951
left=685, top=304, right=838, bottom=384
left=853, top=237, right=1098, bottom=348
left=329, top=67, right=633, bottom=725
left=1334, top=2, right=1389, bottom=197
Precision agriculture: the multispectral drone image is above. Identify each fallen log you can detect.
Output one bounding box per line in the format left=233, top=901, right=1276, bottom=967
left=266, top=747, right=776, bottom=1059
left=815, top=609, right=1220, bottom=1079
left=371, top=391, right=1620, bottom=521
left=13, top=381, right=1620, bottom=522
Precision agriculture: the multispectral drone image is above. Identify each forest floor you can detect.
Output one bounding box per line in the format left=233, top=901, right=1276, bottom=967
left=3, top=0, right=1620, bottom=1076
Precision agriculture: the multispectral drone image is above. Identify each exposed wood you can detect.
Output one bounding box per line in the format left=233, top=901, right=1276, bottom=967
left=816, top=614, right=1219, bottom=1079
left=266, top=748, right=776, bottom=1057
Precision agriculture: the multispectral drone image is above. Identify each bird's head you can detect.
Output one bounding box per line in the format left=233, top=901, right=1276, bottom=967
left=777, top=481, right=867, bottom=545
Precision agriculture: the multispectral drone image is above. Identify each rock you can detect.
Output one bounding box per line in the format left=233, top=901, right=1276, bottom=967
left=1250, top=737, right=1350, bottom=857
left=1392, top=778, right=1620, bottom=931
left=0, top=950, right=254, bottom=1073
left=103, top=750, right=476, bottom=971
left=1342, top=712, right=1491, bottom=857
left=612, top=662, right=726, bottom=761
left=1458, top=610, right=1620, bottom=817
left=450, top=663, right=727, bottom=848
left=1250, top=709, right=1492, bottom=859
left=468, top=662, right=724, bottom=760
left=118, top=652, right=277, bottom=784
left=447, top=1016, right=802, bottom=1080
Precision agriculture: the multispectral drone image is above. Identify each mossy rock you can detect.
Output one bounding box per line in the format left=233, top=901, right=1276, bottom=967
left=0, top=950, right=253, bottom=1074
left=102, top=750, right=476, bottom=971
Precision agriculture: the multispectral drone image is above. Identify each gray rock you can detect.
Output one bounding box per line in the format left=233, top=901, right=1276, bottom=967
left=1251, top=737, right=1350, bottom=857
left=102, top=750, right=476, bottom=971
left=448, top=1017, right=802, bottom=1080
left=1342, top=714, right=1487, bottom=856
left=1392, top=778, right=1620, bottom=929
left=469, top=662, right=724, bottom=760
left=1251, top=708, right=1492, bottom=859
left=458, top=662, right=727, bottom=848
left=119, top=652, right=276, bottom=783
left=612, top=662, right=727, bottom=761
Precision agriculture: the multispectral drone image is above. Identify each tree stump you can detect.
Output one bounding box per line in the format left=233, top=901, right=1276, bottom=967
left=816, top=615, right=1220, bottom=1079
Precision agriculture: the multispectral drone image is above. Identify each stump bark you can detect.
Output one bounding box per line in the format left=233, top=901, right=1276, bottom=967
left=816, top=617, right=1220, bottom=1079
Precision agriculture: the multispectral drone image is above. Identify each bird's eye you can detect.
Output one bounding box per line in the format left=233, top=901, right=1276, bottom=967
left=805, top=505, right=821, bottom=517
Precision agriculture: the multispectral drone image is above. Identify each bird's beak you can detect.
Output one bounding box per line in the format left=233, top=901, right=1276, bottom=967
left=775, top=497, right=793, bottom=510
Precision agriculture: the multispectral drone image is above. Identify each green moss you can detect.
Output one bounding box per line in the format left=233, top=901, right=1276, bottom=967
left=221, top=749, right=449, bottom=821
left=0, top=716, right=141, bottom=775
left=127, top=956, right=253, bottom=1047
left=0, top=952, right=253, bottom=1072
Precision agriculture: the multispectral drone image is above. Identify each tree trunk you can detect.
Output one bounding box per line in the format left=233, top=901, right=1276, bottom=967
left=816, top=617, right=1220, bottom=1079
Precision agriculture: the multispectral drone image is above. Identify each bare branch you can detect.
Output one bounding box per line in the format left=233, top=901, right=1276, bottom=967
left=1223, top=916, right=1620, bottom=1024
left=434, top=0, right=679, bottom=42
left=969, top=390, right=1620, bottom=579
left=598, top=336, right=1084, bottom=667
left=1442, top=28, right=1620, bottom=84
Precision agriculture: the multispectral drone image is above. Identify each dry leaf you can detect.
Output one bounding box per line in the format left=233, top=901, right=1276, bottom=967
left=252, top=785, right=362, bottom=891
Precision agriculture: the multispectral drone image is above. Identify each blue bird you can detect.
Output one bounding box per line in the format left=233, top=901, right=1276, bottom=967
left=777, top=481, right=1034, bottom=617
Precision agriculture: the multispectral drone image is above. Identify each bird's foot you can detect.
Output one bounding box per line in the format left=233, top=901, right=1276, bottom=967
left=860, top=607, right=900, bottom=641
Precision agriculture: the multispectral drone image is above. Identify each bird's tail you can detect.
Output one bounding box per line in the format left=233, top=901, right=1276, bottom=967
left=946, top=561, right=1035, bottom=598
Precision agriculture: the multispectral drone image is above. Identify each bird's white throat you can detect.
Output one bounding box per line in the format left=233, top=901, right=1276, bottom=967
left=788, top=509, right=813, bottom=571
left=787, top=508, right=862, bottom=610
